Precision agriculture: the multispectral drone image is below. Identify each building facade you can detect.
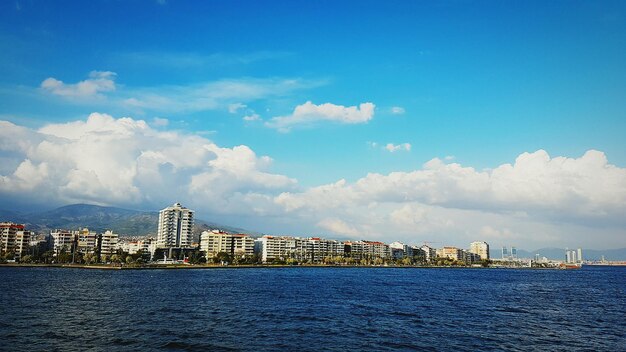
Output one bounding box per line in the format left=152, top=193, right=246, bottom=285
left=200, top=230, right=255, bottom=259
left=156, top=202, right=194, bottom=248
left=344, top=240, right=390, bottom=260
left=255, top=236, right=290, bottom=262
left=0, top=222, right=31, bottom=260
left=51, top=230, right=76, bottom=255
left=469, top=241, right=490, bottom=260
left=420, top=245, right=436, bottom=262
left=77, top=228, right=98, bottom=254
left=99, top=230, right=119, bottom=257
left=436, top=246, right=463, bottom=261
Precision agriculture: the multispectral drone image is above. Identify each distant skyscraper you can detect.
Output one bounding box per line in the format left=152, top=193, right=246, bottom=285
left=565, top=248, right=583, bottom=263
left=469, top=241, right=490, bottom=260
left=157, top=202, right=194, bottom=248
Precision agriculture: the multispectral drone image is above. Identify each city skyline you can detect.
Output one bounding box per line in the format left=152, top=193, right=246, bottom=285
left=1, top=1, right=626, bottom=249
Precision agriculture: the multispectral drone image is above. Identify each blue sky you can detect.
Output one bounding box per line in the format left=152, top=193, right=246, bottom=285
left=1, top=1, right=625, bottom=249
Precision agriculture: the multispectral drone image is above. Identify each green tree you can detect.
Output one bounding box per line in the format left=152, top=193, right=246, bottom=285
left=42, top=250, right=54, bottom=264
left=85, top=253, right=95, bottom=264
left=214, top=252, right=232, bottom=264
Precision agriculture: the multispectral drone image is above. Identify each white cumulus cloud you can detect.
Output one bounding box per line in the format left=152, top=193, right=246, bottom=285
left=384, top=143, right=411, bottom=152
left=41, top=71, right=116, bottom=98
left=317, top=218, right=359, bottom=236
left=274, top=149, right=626, bottom=241
left=0, top=114, right=296, bottom=212
left=266, top=101, right=375, bottom=132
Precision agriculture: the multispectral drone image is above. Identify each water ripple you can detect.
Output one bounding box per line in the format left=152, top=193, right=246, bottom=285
left=0, top=266, right=624, bottom=351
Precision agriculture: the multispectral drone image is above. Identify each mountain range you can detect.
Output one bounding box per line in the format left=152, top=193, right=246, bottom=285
left=0, top=204, right=253, bottom=241
left=1, top=204, right=624, bottom=260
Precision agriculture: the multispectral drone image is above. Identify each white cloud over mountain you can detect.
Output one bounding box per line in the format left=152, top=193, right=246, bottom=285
left=0, top=114, right=295, bottom=212
left=1, top=114, right=625, bottom=247
left=266, top=101, right=375, bottom=132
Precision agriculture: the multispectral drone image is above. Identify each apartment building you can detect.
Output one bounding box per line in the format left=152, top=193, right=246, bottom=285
left=0, top=222, right=31, bottom=260
left=156, top=202, right=194, bottom=248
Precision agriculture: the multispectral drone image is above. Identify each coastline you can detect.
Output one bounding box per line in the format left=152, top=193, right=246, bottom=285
left=0, top=263, right=561, bottom=270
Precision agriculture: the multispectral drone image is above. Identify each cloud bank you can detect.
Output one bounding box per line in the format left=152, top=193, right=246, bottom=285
left=0, top=114, right=295, bottom=213
left=1, top=115, right=625, bottom=247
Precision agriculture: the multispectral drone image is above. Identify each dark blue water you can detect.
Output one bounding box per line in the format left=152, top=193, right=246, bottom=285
left=0, top=266, right=624, bottom=351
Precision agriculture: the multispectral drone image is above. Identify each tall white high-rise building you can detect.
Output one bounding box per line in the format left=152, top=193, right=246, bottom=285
left=157, top=202, right=194, bottom=248
left=469, top=241, right=490, bottom=260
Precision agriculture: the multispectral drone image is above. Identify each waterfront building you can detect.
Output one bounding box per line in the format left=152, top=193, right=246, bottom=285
left=156, top=202, right=194, bottom=248
left=389, top=241, right=410, bottom=260
left=463, top=251, right=481, bottom=264
left=99, top=230, right=119, bottom=257
left=420, top=245, right=436, bottom=262
left=344, top=240, right=390, bottom=260
left=0, top=222, right=31, bottom=260
left=469, top=241, right=490, bottom=260
left=200, top=230, right=254, bottom=259
left=125, top=239, right=155, bottom=255
left=410, top=245, right=426, bottom=262
left=77, top=228, right=98, bottom=254
left=254, top=235, right=345, bottom=263
left=281, top=237, right=345, bottom=263
left=51, top=230, right=76, bottom=255
left=436, top=246, right=463, bottom=261
left=255, top=236, right=290, bottom=262
left=303, top=237, right=344, bottom=262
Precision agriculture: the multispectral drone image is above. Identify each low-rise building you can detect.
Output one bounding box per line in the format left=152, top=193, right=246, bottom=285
left=464, top=250, right=481, bottom=264
left=437, top=246, right=463, bottom=261
left=200, top=230, right=255, bottom=259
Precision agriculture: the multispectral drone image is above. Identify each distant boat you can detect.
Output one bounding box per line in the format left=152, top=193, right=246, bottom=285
left=559, top=263, right=582, bottom=269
